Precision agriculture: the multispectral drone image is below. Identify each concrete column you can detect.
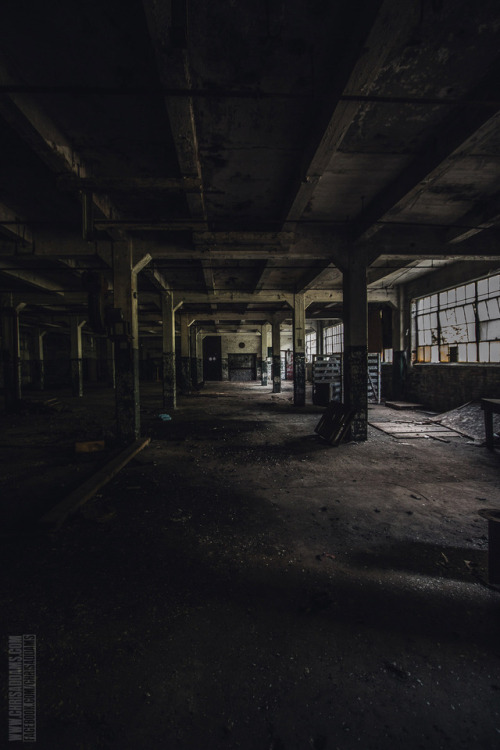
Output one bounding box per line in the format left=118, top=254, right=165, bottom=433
left=106, top=338, right=116, bottom=388
left=190, top=325, right=201, bottom=387
left=1, top=301, right=23, bottom=410
left=271, top=315, right=281, bottom=393
left=195, top=329, right=203, bottom=385
left=293, top=293, right=306, bottom=406
left=343, top=257, right=368, bottom=441
left=261, top=323, right=270, bottom=386
left=162, top=291, right=176, bottom=409
left=33, top=328, right=46, bottom=391
left=70, top=317, right=85, bottom=397
left=392, top=286, right=406, bottom=399
left=317, top=322, right=324, bottom=355
left=179, top=314, right=191, bottom=394
left=113, top=240, right=140, bottom=442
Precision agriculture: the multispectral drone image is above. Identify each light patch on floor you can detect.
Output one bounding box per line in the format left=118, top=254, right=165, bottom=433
left=369, top=421, right=462, bottom=439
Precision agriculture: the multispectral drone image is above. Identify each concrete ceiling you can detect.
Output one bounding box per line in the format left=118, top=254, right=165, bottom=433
left=1, top=0, right=500, bottom=331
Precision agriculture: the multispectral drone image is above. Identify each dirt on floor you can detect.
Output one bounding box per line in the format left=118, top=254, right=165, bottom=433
left=1, top=381, right=500, bottom=750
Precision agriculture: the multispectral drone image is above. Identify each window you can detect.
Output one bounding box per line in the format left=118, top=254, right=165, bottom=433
left=324, top=323, right=343, bottom=354
left=305, top=330, right=317, bottom=363
left=412, top=274, right=500, bottom=363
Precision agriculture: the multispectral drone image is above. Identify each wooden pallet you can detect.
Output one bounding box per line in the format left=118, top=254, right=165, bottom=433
left=314, top=402, right=356, bottom=446
left=367, top=353, right=381, bottom=403
left=312, top=354, right=342, bottom=403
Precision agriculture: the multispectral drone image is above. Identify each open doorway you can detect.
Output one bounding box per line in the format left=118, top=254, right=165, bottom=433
left=203, top=336, right=222, bottom=380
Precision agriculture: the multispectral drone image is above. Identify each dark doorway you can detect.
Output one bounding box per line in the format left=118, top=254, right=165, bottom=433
left=228, top=353, right=257, bottom=382
left=203, top=336, right=222, bottom=380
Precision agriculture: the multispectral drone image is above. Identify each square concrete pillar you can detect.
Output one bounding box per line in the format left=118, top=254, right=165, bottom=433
left=179, top=313, right=191, bottom=394
left=343, top=258, right=368, bottom=441
left=113, top=241, right=140, bottom=443
left=272, top=315, right=282, bottom=393
left=261, top=323, right=270, bottom=386
left=32, top=328, right=46, bottom=391
left=392, top=286, right=407, bottom=399
left=162, top=291, right=176, bottom=409
left=293, top=293, right=306, bottom=406
left=70, top=317, right=85, bottom=397
left=1, top=301, right=23, bottom=410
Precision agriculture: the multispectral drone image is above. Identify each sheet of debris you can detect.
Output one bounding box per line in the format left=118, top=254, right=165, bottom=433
left=429, top=401, right=495, bottom=442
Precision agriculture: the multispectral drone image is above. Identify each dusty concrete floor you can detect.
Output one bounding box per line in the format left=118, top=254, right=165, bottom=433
left=1, top=381, right=500, bottom=749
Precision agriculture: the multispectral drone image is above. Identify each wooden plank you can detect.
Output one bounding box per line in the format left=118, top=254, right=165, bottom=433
left=40, top=438, right=151, bottom=530
left=385, top=401, right=424, bottom=410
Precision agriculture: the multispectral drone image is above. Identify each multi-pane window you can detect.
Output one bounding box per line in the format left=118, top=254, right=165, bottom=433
left=412, top=274, right=500, bottom=363
left=305, top=330, right=317, bottom=362
left=324, top=323, right=343, bottom=354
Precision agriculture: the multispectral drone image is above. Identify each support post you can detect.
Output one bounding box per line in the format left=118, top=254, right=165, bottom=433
left=195, top=328, right=203, bottom=385
left=272, top=315, right=282, bottom=393
left=317, top=322, right=324, bottom=355
left=70, top=317, right=85, bottom=397
left=113, top=240, right=140, bottom=443
left=293, top=293, right=306, bottom=406
left=162, top=291, right=176, bottom=409
left=1, top=300, right=23, bottom=410
left=261, top=323, right=270, bottom=386
left=392, top=286, right=407, bottom=399
left=33, top=328, right=46, bottom=391
left=180, top=314, right=191, bottom=394
left=106, top=338, right=116, bottom=388
left=343, top=256, right=368, bottom=441
left=190, top=325, right=200, bottom=388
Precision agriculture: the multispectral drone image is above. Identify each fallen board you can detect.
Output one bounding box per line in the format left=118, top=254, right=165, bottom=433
left=384, top=401, right=424, bottom=410
left=40, top=437, right=151, bottom=530
left=370, top=421, right=460, bottom=438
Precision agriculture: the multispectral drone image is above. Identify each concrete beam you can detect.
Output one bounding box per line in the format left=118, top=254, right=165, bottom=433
left=0, top=259, right=66, bottom=295
left=172, top=291, right=294, bottom=306
left=0, top=57, right=125, bottom=236
left=447, top=192, right=500, bottom=244
left=353, top=68, right=500, bottom=242
left=142, top=0, right=208, bottom=227
left=283, top=0, right=418, bottom=228
left=0, top=202, right=33, bottom=244
left=58, top=175, right=203, bottom=193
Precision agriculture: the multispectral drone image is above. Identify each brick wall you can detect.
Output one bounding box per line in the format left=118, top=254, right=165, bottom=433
left=406, top=364, right=500, bottom=412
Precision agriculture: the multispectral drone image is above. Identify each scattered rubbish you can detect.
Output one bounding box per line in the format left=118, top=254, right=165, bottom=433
left=430, top=401, right=488, bottom=441
left=170, top=509, right=192, bottom=523
left=383, top=660, right=408, bottom=679
left=75, top=440, right=105, bottom=453
left=96, top=511, right=116, bottom=523
left=316, top=552, right=336, bottom=561
left=158, top=414, right=172, bottom=421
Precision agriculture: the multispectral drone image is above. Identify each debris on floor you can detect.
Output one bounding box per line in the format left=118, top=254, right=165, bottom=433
left=430, top=400, right=499, bottom=442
